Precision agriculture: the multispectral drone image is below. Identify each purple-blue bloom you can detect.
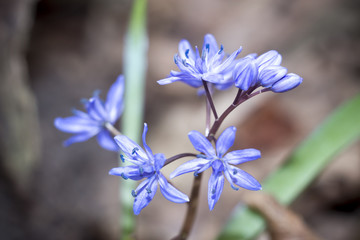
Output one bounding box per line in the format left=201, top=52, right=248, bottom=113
left=158, top=34, right=242, bottom=91
left=234, top=50, right=303, bottom=93
left=109, top=123, right=189, bottom=215
left=54, top=75, right=124, bottom=151
left=170, top=126, right=262, bottom=210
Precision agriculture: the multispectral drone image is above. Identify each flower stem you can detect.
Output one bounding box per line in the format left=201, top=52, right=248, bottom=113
left=164, top=153, right=198, bottom=166
left=105, top=122, right=122, bottom=136
left=202, top=80, right=218, bottom=120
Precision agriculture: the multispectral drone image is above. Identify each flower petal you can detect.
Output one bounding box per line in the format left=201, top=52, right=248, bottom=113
left=114, top=135, right=148, bottom=164
left=229, top=166, right=262, bottom=191
left=109, top=165, right=154, bottom=180
left=188, top=130, right=216, bottom=157
left=96, top=129, right=119, bottom=152
left=105, top=75, right=125, bottom=123
left=256, top=50, right=282, bottom=72
left=133, top=176, right=158, bottom=215
left=87, top=97, right=107, bottom=121
left=142, top=123, right=154, bottom=161
left=259, top=65, right=287, bottom=88
left=54, top=116, right=100, bottom=133
left=170, top=158, right=210, bottom=178
left=213, top=47, right=242, bottom=74
left=63, top=129, right=99, bottom=146
left=233, top=56, right=258, bottom=91
left=216, top=126, right=236, bottom=158
left=154, top=153, right=166, bottom=172
left=158, top=174, right=189, bottom=203
left=224, top=148, right=261, bottom=165
left=178, top=39, right=196, bottom=63
left=202, top=34, right=219, bottom=58
left=208, top=169, right=224, bottom=210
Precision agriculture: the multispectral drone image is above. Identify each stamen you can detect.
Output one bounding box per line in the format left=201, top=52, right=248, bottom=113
left=174, top=55, right=178, bottom=64
left=120, top=154, right=125, bottom=163
left=146, top=188, right=152, bottom=194
left=185, top=49, right=190, bottom=59
left=139, top=166, right=144, bottom=175
left=131, top=190, right=137, bottom=197
left=206, top=43, right=210, bottom=53
left=120, top=173, right=128, bottom=180
left=194, top=171, right=199, bottom=177
left=231, top=184, right=239, bottom=191
left=196, top=154, right=207, bottom=159
left=219, top=44, right=224, bottom=54
left=182, top=59, right=189, bottom=67
left=132, top=147, right=139, bottom=155
left=233, top=169, right=238, bottom=175
left=211, top=188, right=216, bottom=195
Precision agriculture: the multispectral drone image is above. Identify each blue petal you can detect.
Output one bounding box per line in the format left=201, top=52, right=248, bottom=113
left=256, top=50, right=282, bottom=72
left=133, top=176, right=158, bottom=215
left=96, top=129, right=119, bottom=152
left=259, top=65, right=287, bottom=88
left=158, top=174, right=189, bottom=203
left=63, top=129, right=99, bottom=146
left=178, top=39, right=196, bottom=63
left=105, top=75, right=125, bottom=123
left=216, top=126, right=236, bottom=158
left=114, top=135, right=148, bottom=164
left=109, top=165, right=154, bottom=180
left=271, top=73, right=303, bottom=93
left=154, top=153, right=166, bottom=172
left=202, top=34, right=219, bottom=58
left=213, top=47, right=242, bottom=74
left=233, top=56, right=258, bottom=91
left=170, top=158, right=210, bottom=178
left=188, top=130, right=216, bottom=157
left=202, top=73, right=224, bottom=84
left=142, top=123, right=154, bottom=161
left=87, top=97, right=108, bottom=121
left=54, top=116, right=100, bottom=133
left=228, top=166, right=262, bottom=191
left=208, top=169, right=224, bottom=211
left=224, top=148, right=261, bottom=165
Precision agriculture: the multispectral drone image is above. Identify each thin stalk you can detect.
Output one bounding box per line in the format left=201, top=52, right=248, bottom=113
left=202, top=80, right=218, bottom=120
left=164, top=153, right=198, bottom=166
left=105, top=122, right=122, bottom=136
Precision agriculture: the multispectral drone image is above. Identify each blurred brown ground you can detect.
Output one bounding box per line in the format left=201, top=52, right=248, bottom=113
left=1, top=0, right=359, bottom=239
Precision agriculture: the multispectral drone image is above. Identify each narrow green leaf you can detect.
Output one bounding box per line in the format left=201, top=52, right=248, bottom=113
left=120, top=0, right=148, bottom=239
left=218, top=94, right=360, bottom=240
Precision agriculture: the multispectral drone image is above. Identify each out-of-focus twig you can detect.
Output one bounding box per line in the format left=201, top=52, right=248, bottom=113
left=244, top=192, right=321, bottom=240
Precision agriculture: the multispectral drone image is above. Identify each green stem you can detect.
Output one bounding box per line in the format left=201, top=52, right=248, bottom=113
left=120, top=0, right=148, bottom=239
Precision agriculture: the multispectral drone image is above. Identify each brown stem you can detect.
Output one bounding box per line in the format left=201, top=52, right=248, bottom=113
left=171, top=173, right=203, bottom=240
left=164, top=153, right=198, bottom=166
left=202, top=80, right=218, bottom=119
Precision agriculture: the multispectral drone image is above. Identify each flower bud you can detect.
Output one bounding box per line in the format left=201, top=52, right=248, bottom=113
left=256, top=50, right=282, bottom=71
left=259, top=65, right=287, bottom=88
left=271, top=73, right=303, bottom=93
left=233, top=56, right=258, bottom=91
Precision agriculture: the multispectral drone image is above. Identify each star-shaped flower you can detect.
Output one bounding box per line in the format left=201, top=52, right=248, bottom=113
left=54, top=75, right=124, bottom=151
left=170, top=126, right=262, bottom=210
left=109, top=123, right=189, bottom=215
left=158, top=34, right=242, bottom=91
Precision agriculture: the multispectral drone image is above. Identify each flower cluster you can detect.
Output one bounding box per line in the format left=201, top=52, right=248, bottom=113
left=158, top=34, right=302, bottom=94
left=54, top=33, right=303, bottom=216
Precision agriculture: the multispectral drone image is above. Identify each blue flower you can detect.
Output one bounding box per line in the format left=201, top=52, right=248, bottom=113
left=109, top=123, right=189, bottom=215
left=234, top=50, right=302, bottom=93
left=54, top=75, right=124, bottom=151
left=170, top=126, right=261, bottom=210
left=158, top=34, right=242, bottom=91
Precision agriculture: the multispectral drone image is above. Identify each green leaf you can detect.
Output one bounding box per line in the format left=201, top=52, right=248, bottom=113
left=218, top=93, right=360, bottom=240
left=120, top=0, right=148, bottom=239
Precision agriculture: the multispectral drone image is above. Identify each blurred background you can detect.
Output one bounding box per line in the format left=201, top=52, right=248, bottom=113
left=0, top=0, right=359, bottom=239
